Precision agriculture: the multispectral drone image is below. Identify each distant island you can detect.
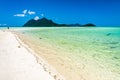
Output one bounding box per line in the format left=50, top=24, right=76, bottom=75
left=23, top=17, right=96, bottom=27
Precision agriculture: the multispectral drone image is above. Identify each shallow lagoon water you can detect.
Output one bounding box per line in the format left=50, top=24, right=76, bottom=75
left=18, top=27, right=120, bottom=80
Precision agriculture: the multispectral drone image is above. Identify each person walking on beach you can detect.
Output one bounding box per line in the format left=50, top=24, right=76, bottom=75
left=7, top=26, right=9, bottom=30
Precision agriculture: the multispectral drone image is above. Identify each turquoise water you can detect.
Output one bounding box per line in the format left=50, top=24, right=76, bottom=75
left=19, top=27, right=120, bottom=80
left=23, top=27, right=120, bottom=54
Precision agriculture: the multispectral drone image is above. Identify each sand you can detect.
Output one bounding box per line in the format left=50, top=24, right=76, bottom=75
left=0, top=30, right=64, bottom=80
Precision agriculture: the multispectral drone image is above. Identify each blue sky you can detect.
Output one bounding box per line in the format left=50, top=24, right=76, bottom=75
left=0, top=0, right=120, bottom=26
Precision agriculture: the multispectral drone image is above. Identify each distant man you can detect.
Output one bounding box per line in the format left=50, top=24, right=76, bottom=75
left=7, top=26, right=9, bottom=30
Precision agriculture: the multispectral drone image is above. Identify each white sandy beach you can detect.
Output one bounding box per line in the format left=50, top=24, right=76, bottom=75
left=0, top=30, right=62, bottom=80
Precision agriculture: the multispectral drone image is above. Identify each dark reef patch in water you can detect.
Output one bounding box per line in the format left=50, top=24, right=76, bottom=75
left=113, top=57, right=119, bottom=59
left=106, top=33, right=112, bottom=36
left=104, top=42, right=119, bottom=45
left=110, top=42, right=119, bottom=44
left=110, top=46, right=117, bottom=49
left=39, top=37, right=42, bottom=39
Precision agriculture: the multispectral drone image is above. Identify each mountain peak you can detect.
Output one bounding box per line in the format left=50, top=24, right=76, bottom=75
left=23, top=17, right=58, bottom=27
left=40, top=17, right=48, bottom=20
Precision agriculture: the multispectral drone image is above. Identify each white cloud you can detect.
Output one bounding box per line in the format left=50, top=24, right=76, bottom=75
left=34, top=16, right=39, bottom=20
left=3, top=24, right=7, bottom=25
left=28, top=10, right=36, bottom=15
left=14, top=14, right=25, bottom=17
left=14, top=9, right=36, bottom=17
left=23, top=10, right=27, bottom=14
left=41, top=13, right=44, bottom=17
left=0, top=24, right=7, bottom=26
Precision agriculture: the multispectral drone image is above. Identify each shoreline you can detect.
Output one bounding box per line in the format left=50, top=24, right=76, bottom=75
left=0, top=30, right=64, bottom=80
left=13, top=30, right=65, bottom=80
